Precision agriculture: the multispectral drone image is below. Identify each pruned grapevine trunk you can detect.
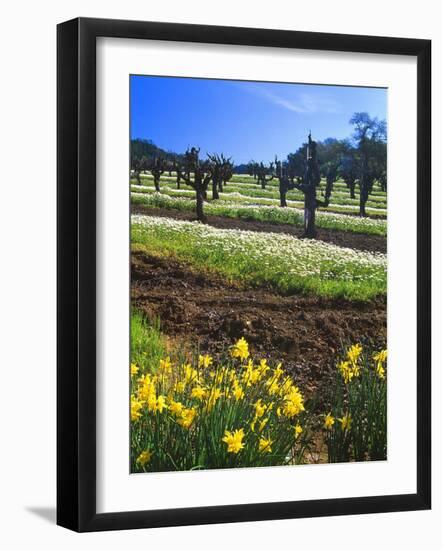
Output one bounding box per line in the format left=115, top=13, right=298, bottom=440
left=349, top=180, right=356, bottom=199
left=304, top=209, right=316, bottom=238
left=359, top=187, right=367, bottom=217
left=196, top=190, right=207, bottom=223
left=212, top=179, right=219, bottom=200
left=359, top=173, right=373, bottom=217
left=324, top=175, right=335, bottom=203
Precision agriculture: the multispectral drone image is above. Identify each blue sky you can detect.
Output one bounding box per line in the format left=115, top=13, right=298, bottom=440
left=130, top=75, right=387, bottom=164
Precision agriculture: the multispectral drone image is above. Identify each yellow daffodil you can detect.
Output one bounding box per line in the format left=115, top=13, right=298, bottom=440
left=267, top=380, right=280, bottom=396
left=259, top=437, right=273, bottom=453
left=177, top=407, right=197, bottom=429
left=184, top=364, right=198, bottom=385
left=294, top=423, right=303, bottom=439
left=147, top=393, right=167, bottom=413
left=230, top=337, right=250, bottom=361
left=324, top=412, right=335, bottom=430
left=242, top=360, right=261, bottom=386
left=222, top=429, right=245, bottom=454
left=174, top=381, right=186, bottom=394
left=191, top=385, right=207, bottom=401
left=373, top=349, right=387, bottom=363
left=227, top=368, right=237, bottom=382
left=214, top=370, right=226, bottom=385
left=376, top=363, right=386, bottom=379
left=136, top=449, right=152, bottom=466
left=347, top=343, right=362, bottom=365
left=282, top=386, right=305, bottom=418
left=198, top=354, right=213, bottom=369
left=253, top=399, right=267, bottom=419
left=206, top=387, right=223, bottom=411
left=147, top=392, right=157, bottom=412
left=137, top=374, right=156, bottom=401
left=251, top=417, right=269, bottom=433
left=374, top=349, right=387, bottom=379
left=258, top=358, right=270, bottom=376
left=338, top=361, right=354, bottom=384
left=273, top=363, right=284, bottom=380
left=131, top=363, right=139, bottom=377
left=232, top=382, right=244, bottom=401
left=259, top=418, right=269, bottom=433
left=338, top=413, right=352, bottom=431
left=279, top=376, right=294, bottom=397
left=169, top=399, right=184, bottom=416
left=156, top=395, right=167, bottom=413
left=159, top=356, right=172, bottom=372
left=131, top=396, right=144, bottom=421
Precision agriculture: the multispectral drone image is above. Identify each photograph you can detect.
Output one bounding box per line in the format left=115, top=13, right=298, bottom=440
left=0, top=0, right=435, bottom=540
left=129, top=75, right=388, bottom=473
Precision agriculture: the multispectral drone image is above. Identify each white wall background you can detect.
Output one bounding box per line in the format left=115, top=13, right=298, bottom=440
left=0, top=0, right=439, bottom=547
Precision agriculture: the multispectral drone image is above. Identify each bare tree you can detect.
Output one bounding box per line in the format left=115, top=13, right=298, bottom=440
left=207, top=154, right=234, bottom=199
left=256, top=161, right=274, bottom=189
left=207, top=154, right=222, bottom=200
left=220, top=154, right=233, bottom=191
left=379, top=173, right=387, bottom=192
left=323, top=161, right=340, bottom=204
left=247, top=161, right=258, bottom=180
left=150, top=156, right=165, bottom=192
left=340, top=152, right=359, bottom=199
left=178, top=148, right=212, bottom=222
left=131, top=156, right=148, bottom=185
left=171, top=160, right=183, bottom=189
left=274, top=156, right=295, bottom=207
left=350, top=112, right=387, bottom=216
left=291, top=133, right=329, bottom=238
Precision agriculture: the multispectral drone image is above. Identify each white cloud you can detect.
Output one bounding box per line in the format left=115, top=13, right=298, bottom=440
left=243, top=84, right=341, bottom=114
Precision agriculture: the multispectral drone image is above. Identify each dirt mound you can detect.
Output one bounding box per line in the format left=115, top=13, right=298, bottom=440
left=131, top=205, right=386, bottom=253
left=131, top=252, right=387, bottom=397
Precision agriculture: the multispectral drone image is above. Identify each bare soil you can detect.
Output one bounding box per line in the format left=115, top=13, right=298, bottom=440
left=132, top=252, right=387, bottom=399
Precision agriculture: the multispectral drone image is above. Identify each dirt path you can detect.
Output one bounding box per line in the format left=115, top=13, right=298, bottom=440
left=132, top=252, right=387, bottom=398
left=131, top=205, right=386, bottom=253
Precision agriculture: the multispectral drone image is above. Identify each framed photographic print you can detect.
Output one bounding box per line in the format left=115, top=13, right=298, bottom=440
left=57, top=17, right=431, bottom=532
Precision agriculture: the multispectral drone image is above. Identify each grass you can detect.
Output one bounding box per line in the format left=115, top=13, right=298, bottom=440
left=131, top=192, right=387, bottom=237
left=131, top=214, right=387, bottom=301
left=131, top=311, right=166, bottom=373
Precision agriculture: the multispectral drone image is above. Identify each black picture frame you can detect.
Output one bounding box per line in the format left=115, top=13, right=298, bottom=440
left=57, top=17, right=431, bottom=532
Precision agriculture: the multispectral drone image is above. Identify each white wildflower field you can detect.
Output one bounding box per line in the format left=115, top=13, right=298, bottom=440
left=131, top=191, right=387, bottom=236
left=131, top=184, right=387, bottom=213
left=132, top=214, right=387, bottom=300
left=131, top=172, right=387, bottom=217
